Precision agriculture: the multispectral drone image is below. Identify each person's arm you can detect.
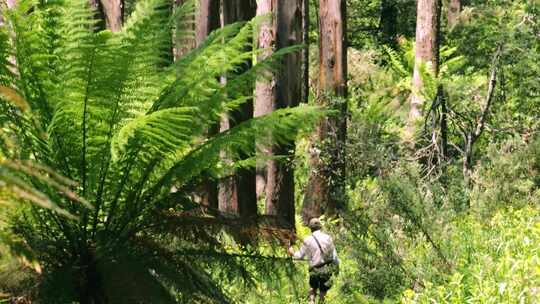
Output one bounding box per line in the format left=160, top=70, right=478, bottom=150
left=288, top=240, right=308, bottom=260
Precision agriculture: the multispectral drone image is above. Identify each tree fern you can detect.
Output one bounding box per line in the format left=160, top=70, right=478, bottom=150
left=384, top=39, right=466, bottom=101
left=0, top=0, right=318, bottom=302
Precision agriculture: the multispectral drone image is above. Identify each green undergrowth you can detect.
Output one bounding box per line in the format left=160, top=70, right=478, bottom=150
left=401, top=206, right=540, bottom=304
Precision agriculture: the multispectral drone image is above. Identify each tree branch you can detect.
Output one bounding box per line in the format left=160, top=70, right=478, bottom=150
left=472, top=45, right=503, bottom=144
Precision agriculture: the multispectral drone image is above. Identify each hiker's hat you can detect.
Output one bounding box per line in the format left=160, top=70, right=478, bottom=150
left=308, top=217, right=322, bottom=230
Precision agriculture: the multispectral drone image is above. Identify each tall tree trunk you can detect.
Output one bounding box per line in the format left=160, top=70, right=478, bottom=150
left=197, top=0, right=221, bottom=210
left=196, top=0, right=220, bottom=47
left=301, top=0, right=347, bottom=223
left=218, top=0, right=257, bottom=218
left=302, top=0, right=309, bottom=104
left=447, top=0, right=460, bottom=28
left=173, top=0, right=196, bottom=60
left=254, top=0, right=302, bottom=227
left=407, top=0, right=440, bottom=139
left=254, top=0, right=275, bottom=200
left=100, top=0, right=123, bottom=32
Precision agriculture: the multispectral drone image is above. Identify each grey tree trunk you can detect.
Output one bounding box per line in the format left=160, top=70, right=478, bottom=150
left=302, top=0, right=347, bottom=223
left=254, top=0, right=302, bottom=227
left=407, top=0, right=440, bottom=139
left=100, top=0, right=123, bottom=32
left=254, top=0, right=275, bottom=200
left=218, top=0, right=257, bottom=218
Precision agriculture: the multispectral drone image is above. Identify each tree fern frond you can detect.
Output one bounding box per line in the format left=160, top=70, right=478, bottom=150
left=110, top=107, right=202, bottom=161
left=141, top=106, right=325, bottom=208
left=383, top=45, right=409, bottom=77
left=0, top=160, right=85, bottom=217
left=417, top=61, right=438, bottom=101
left=0, top=26, right=13, bottom=85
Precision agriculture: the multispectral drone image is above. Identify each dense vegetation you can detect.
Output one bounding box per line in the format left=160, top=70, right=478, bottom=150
left=0, top=0, right=538, bottom=303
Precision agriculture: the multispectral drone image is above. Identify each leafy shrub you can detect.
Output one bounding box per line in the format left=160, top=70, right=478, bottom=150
left=402, top=207, right=540, bottom=304
left=471, top=138, right=540, bottom=215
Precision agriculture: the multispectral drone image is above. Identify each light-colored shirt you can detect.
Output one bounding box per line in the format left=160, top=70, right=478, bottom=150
left=293, top=230, right=339, bottom=267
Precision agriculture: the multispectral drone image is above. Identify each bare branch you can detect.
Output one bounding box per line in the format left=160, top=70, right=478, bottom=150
left=472, top=45, right=503, bottom=143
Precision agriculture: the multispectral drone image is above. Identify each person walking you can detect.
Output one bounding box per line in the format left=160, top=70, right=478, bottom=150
left=288, top=218, right=339, bottom=303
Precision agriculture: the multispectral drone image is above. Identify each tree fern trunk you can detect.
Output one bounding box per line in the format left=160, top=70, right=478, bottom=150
left=78, top=248, right=106, bottom=304
left=302, top=0, right=347, bottom=223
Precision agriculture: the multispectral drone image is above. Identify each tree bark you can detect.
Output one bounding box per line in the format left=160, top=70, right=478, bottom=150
left=197, top=0, right=221, bottom=210
left=173, top=0, right=196, bottom=60
left=254, top=0, right=275, bottom=200
left=218, top=0, right=257, bottom=218
left=254, top=0, right=302, bottom=227
left=196, top=0, right=220, bottom=47
left=100, top=0, right=123, bottom=32
left=302, top=0, right=309, bottom=104
left=302, top=0, right=347, bottom=223
left=447, top=0, right=460, bottom=28
left=407, top=0, right=440, bottom=139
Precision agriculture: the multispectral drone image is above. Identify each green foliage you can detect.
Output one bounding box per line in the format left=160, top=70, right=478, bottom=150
left=347, top=0, right=416, bottom=49
left=401, top=207, right=540, bottom=304
left=471, top=138, right=540, bottom=216
left=383, top=38, right=466, bottom=102
left=335, top=135, right=540, bottom=302
left=449, top=0, right=540, bottom=135
left=0, top=0, right=322, bottom=301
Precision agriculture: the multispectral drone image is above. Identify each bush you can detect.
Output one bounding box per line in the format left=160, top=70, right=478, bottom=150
left=401, top=207, right=540, bottom=304
left=471, top=138, right=540, bottom=216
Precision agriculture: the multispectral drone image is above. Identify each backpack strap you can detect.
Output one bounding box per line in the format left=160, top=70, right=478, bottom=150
left=312, top=234, right=327, bottom=264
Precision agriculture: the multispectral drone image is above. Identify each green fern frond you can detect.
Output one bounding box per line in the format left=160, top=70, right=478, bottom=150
left=383, top=45, right=409, bottom=77
left=111, top=107, right=202, bottom=161
left=144, top=106, right=325, bottom=203
left=417, top=61, right=438, bottom=101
